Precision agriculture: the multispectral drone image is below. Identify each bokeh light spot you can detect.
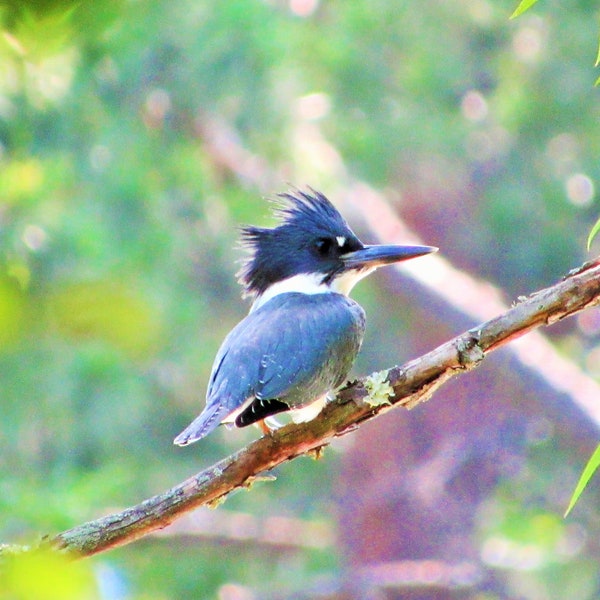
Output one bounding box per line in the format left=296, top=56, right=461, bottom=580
left=565, top=173, right=594, bottom=207
left=289, top=0, right=319, bottom=17
left=461, top=90, right=488, bottom=122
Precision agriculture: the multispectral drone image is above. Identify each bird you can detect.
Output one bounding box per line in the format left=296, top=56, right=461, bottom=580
left=174, top=189, right=437, bottom=446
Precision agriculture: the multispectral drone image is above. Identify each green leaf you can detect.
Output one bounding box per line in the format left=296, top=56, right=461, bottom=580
left=595, top=36, right=600, bottom=66
left=3, top=549, right=98, bottom=600
left=586, top=216, right=600, bottom=250
left=510, top=0, right=540, bottom=19
left=565, top=443, right=600, bottom=517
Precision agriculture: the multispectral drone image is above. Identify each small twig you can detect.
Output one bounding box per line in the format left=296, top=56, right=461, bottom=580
left=29, top=257, right=600, bottom=558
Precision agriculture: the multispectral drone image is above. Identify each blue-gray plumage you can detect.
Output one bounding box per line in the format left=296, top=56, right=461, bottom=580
left=174, top=189, right=436, bottom=446
left=180, top=293, right=365, bottom=441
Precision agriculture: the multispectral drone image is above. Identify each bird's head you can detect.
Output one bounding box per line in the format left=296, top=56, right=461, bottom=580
left=238, top=189, right=436, bottom=305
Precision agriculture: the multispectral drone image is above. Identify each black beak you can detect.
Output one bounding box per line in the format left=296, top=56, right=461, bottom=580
left=342, top=244, right=437, bottom=269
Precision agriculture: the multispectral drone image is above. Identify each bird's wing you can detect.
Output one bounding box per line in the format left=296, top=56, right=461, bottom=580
left=207, top=292, right=365, bottom=425
left=174, top=292, right=365, bottom=445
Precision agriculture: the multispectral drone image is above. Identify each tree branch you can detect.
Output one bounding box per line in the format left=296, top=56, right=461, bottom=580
left=34, top=257, right=600, bottom=558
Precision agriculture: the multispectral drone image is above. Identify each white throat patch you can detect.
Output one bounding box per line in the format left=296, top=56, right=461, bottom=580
left=250, top=268, right=375, bottom=312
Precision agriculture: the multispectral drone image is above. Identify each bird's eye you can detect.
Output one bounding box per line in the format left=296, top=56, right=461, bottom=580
left=315, top=238, right=333, bottom=256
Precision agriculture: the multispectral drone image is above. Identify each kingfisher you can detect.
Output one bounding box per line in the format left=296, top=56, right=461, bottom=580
left=174, top=189, right=436, bottom=446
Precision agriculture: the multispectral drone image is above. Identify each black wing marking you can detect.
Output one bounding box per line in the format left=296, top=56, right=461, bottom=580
left=235, top=398, right=289, bottom=427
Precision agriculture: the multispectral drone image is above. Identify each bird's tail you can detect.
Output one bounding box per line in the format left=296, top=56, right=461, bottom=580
left=173, top=403, right=228, bottom=446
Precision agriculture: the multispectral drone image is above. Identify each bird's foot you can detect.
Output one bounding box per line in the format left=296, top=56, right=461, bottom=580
left=257, top=416, right=282, bottom=436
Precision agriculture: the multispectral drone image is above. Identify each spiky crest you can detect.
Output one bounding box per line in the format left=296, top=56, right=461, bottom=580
left=237, top=189, right=361, bottom=297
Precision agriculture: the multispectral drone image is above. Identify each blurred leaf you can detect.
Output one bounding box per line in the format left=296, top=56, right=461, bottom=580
left=0, top=274, right=26, bottom=349
left=1, top=0, right=78, bottom=20
left=0, top=159, right=44, bottom=206
left=510, top=0, right=541, bottom=19
left=49, top=280, right=162, bottom=359
left=0, top=549, right=98, bottom=600
left=1, top=5, right=76, bottom=59
left=586, top=217, right=600, bottom=250
left=565, top=443, right=600, bottom=517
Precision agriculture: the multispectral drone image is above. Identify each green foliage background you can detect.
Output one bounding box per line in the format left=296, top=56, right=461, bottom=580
left=1, top=0, right=600, bottom=598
